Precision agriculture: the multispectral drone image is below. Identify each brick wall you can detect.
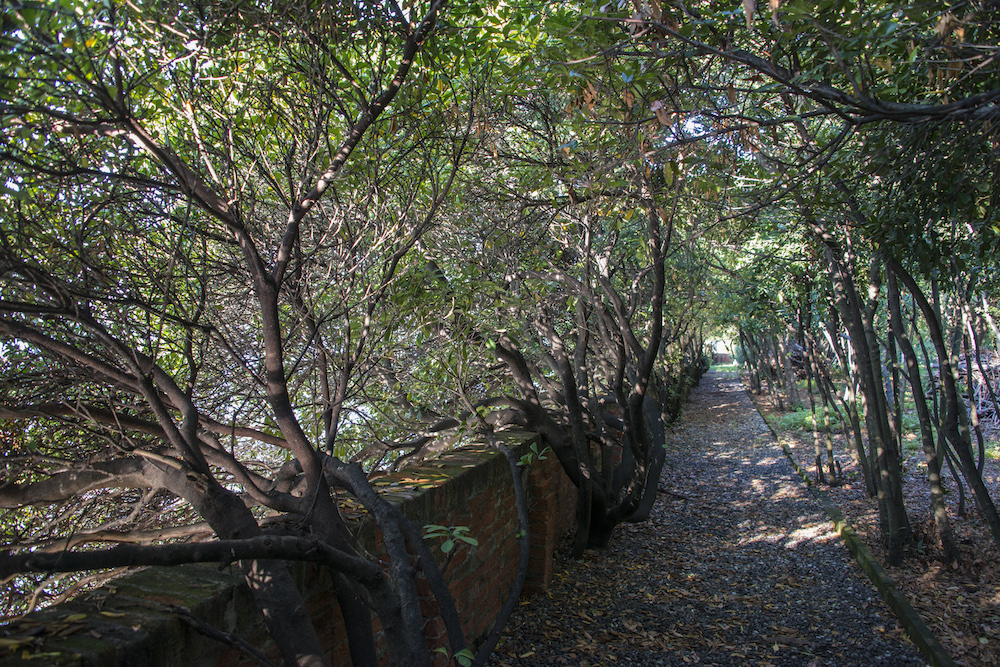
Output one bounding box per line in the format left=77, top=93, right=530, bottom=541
left=0, top=433, right=577, bottom=666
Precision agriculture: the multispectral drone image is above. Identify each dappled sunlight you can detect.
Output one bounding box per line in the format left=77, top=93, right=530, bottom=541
left=489, top=372, right=927, bottom=666
left=736, top=527, right=785, bottom=546
left=756, top=455, right=784, bottom=466
left=732, top=517, right=840, bottom=551
left=708, top=449, right=746, bottom=460
left=768, top=485, right=800, bottom=500
left=784, top=523, right=840, bottom=549
left=708, top=401, right=744, bottom=411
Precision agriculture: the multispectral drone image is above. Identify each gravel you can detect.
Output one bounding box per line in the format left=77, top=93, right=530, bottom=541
left=486, top=370, right=929, bottom=667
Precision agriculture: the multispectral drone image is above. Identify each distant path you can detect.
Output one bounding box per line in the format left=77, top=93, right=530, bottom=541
left=488, top=370, right=927, bottom=667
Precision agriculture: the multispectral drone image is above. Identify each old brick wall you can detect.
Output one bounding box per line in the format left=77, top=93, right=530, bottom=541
left=1, top=434, right=577, bottom=666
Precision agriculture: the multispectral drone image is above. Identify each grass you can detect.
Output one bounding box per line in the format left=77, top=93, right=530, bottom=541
left=776, top=407, right=846, bottom=432
left=901, top=433, right=924, bottom=455
left=730, top=367, right=978, bottom=456
left=710, top=362, right=741, bottom=374
left=773, top=402, right=921, bottom=437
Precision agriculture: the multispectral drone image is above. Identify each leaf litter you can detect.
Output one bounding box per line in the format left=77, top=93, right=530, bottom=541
left=487, top=371, right=926, bottom=667
left=758, top=388, right=1000, bottom=667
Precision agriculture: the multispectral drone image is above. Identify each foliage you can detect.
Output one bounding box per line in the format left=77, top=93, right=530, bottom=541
left=423, top=524, right=479, bottom=555
left=3, top=0, right=1000, bottom=662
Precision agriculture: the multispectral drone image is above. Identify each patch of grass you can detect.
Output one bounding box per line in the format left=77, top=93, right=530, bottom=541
left=902, top=433, right=923, bottom=454
left=711, top=362, right=741, bottom=374
left=774, top=392, right=926, bottom=442
left=987, top=444, right=1000, bottom=460
left=776, top=408, right=846, bottom=432
left=882, top=412, right=924, bottom=452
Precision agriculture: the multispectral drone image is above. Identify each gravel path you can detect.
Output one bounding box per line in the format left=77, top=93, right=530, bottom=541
left=487, top=370, right=928, bottom=667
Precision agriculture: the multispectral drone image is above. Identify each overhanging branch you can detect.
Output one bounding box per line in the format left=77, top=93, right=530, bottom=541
left=0, top=535, right=383, bottom=585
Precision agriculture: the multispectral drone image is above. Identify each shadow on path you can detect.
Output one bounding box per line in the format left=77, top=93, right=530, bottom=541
left=487, top=370, right=927, bottom=667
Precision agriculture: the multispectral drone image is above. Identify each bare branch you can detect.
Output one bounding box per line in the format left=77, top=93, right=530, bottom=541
left=0, top=535, right=384, bottom=585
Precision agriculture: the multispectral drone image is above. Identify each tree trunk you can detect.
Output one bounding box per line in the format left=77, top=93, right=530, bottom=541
left=887, top=269, right=960, bottom=564
left=862, top=258, right=911, bottom=558
left=888, top=256, right=1000, bottom=554
left=820, top=240, right=909, bottom=564
left=804, top=334, right=825, bottom=484
left=914, top=305, right=970, bottom=517
left=820, top=316, right=875, bottom=495
left=962, top=331, right=988, bottom=474
left=765, top=333, right=784, bottom=410
left=626, top=388, right=668, bottom=523
left=192, top=480, right=331, bottom=667
left=739, top=328, right=761, bottom=393
left=777, top=335, right=801, bottom=407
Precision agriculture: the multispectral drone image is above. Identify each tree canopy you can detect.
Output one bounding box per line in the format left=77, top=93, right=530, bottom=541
left=3, top=0, right=1000, bottom=665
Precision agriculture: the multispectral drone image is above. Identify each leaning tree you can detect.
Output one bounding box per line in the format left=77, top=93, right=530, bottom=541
left=0, top=1, right=508, bottom=665
left=627, top=0, right=1000, bottom=562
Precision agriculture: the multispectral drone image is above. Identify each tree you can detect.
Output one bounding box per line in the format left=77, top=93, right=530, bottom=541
left=10, top=0, right=998, bottom=661
left=412, top=17, right=715, bottom=553
left=0, top=1, right=500, bottom=665
left=640, top=0, right=1000, bottom=562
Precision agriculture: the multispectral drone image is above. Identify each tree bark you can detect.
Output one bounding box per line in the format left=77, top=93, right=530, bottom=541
left=815, top=235, right=909, bottom=563
left=886, top=256, right=1000, bottom=554
left=887, top=268, right=960, bottom=563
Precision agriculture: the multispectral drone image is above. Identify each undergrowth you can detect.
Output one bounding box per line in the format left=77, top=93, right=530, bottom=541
left=775, top=405, right=921, bottom=438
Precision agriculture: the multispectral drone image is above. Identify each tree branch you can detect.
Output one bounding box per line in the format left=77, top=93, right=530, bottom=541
left=0, top=535, right=384, bottom=585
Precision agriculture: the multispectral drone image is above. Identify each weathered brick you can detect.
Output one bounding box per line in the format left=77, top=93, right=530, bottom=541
left=1, top=438, right=578, bottom=667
